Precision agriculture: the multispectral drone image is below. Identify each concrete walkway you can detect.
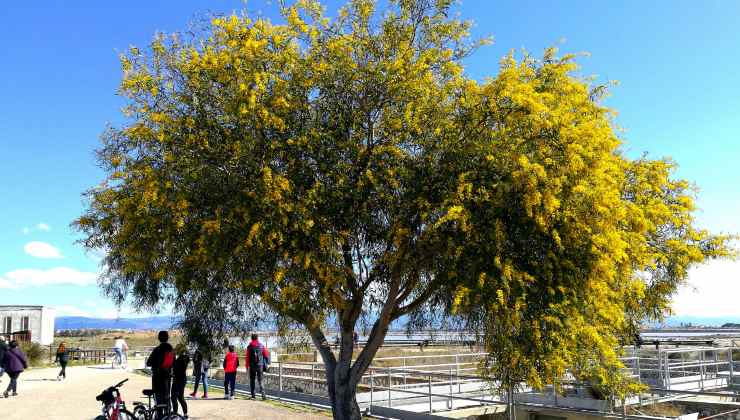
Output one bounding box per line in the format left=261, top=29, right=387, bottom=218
left=0, top=365, right=330, bottom=419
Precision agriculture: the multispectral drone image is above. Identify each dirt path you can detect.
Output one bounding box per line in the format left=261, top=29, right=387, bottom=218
left=0, top=365, right=330, bottom=419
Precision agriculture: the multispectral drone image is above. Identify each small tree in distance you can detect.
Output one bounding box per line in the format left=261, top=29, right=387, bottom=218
left=76, top=1, right=732, bottom=419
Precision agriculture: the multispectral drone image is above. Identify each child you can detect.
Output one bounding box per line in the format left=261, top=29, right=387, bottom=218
left=222, top=345, right=239, bottom=400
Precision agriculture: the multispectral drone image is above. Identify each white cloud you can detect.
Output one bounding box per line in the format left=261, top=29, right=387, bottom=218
left=21, top=222, right=52, bottom=234
left=24, top=241, right=63, bottom=259
left=671, top=260, right=740, bottom=318
left=0, top=267, right=97, bottom=289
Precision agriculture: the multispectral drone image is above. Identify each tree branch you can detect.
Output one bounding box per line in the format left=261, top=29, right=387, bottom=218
left=348, top=273, right=401, bottom=385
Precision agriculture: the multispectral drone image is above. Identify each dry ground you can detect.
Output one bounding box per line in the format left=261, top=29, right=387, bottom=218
left=54, top=331, right=183, bottom=350
left=0, top=365, right=330, bottom=419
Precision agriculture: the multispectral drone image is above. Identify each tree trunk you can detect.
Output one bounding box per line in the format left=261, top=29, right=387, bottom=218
left=327, top=325, right=363, bottom=420
left=331, top=374, right=362, bottom=420
left=306, top=278, right=401, bottom=419
left=322, top=321, right=390, bottom=420
left=507, top=384, right=516, bottom=420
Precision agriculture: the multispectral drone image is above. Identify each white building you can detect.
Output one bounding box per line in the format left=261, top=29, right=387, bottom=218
left=0, top=305, right=55, bottom=345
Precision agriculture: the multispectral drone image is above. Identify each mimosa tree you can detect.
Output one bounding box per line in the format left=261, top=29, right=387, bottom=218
left=76, top=1, right=731, bottom=418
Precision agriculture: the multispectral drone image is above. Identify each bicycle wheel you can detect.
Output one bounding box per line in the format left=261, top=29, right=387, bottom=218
left=163, top=415, right=184, bottom=420
left=132, top=405, right=149, bottom=420
left=95, top=416, right=107, bottom=420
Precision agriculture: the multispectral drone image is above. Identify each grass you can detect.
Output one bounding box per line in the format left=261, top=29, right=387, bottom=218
left=629, top=402, right=684, bottom=417
left=263, top=398, right=332, bottom=417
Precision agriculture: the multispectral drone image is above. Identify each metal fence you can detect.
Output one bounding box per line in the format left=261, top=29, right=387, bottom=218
left=255, top=345, right=740, bottom=417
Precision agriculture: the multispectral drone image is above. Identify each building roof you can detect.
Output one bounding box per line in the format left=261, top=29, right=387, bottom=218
left=0, top=305, right=47, bottom=309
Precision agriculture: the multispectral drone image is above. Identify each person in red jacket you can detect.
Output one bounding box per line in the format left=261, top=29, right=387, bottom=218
left=246, top=334, right=269, bottom=400
left=222, top=345, right=239, bottom=400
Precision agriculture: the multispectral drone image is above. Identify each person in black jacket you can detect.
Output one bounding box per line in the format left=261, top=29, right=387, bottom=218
left=171, top=345, right=190, bottom=418
left=146, top=331, right=174, bottom=417
left=3, top=341, right=27, bottom=398
left=55, top=342, right=69, bottom=380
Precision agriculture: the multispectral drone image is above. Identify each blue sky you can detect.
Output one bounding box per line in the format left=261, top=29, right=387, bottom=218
left=1, top=0, right=738, bottom=320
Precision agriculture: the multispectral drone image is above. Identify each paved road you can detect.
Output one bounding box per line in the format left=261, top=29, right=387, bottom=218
left=0, top=365, right=329, bottom=419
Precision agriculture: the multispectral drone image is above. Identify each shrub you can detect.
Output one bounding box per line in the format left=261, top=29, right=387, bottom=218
left=20, top=342, right=46, bottom=367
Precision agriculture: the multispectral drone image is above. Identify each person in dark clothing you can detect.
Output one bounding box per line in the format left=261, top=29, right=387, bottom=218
left=3, top=340, right=27, bottom=398
left=190, top=349, right=209, bottom=398
left=246, top=334, right=269, bottom=400
left=55, top=342, right=69, bottom=380
left=0, top=336, right=7, bottom=383
left=146, top=331, right=175, bottom=417
left=222, top=345, right=239, bottom=400
left=171, top=345, right=190, bottom=419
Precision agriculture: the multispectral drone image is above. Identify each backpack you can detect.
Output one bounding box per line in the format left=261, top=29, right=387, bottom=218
left=249, top=343, right=263, bottom=369
left=161, top=350, right=175, bottom=370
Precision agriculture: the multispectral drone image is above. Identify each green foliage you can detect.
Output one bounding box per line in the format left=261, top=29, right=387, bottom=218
left=21, top=342, right=46, bottom=367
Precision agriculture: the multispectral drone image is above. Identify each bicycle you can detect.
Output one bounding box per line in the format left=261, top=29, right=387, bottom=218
left=132, top=388, right=184, bottom=420
left=111, top=349, right=128, bottom=370
left=95, top=379, right=137, bottom=420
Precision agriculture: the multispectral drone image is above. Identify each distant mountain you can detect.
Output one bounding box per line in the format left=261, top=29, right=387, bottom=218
left=55, top=316, right=179, bottom=331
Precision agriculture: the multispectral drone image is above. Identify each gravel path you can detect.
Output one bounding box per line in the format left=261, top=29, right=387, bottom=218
left=0, top=365, right=330, bottom=419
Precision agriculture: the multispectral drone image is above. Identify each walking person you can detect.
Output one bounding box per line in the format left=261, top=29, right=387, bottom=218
left=171, top=345, right=190, bottom=419
left=246, top=334, right=269, bottom=400
left=222, top=345, right=238, bottom=400
left=55, top=342, right=69, bottom=380
left=2, top=340, right=28, bottom=398
left=190, top=348, right=209, bottom=399
left=0, top=336, right=7, bottom=385
left=146, top=331, right=175, bottom=418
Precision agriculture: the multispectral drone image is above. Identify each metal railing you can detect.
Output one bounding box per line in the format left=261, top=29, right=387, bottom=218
left=256, top=345, right=740, bottom=416
left=255, top=358, right=500, bottom=415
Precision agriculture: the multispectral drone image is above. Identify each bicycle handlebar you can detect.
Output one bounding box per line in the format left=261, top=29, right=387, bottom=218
left=114, top=378, right=129, bottom=388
